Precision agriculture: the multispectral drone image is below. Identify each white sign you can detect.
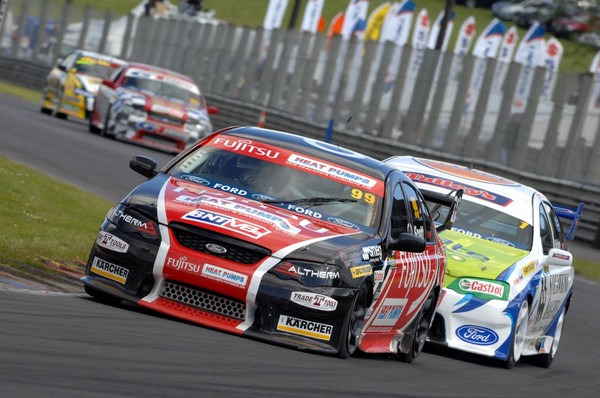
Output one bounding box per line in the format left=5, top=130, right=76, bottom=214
left=263, top=0, right=289, bottom=31
left=300, top=0, right=324, bottom=33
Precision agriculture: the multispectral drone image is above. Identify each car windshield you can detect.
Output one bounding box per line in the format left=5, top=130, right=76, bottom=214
left=169, top=140, right=384, bottom=230
left=122, top=76, right=201, bottom=105
left=74, top=57, right=120, bottom=80
left=433, top=198, right=533, bottom=251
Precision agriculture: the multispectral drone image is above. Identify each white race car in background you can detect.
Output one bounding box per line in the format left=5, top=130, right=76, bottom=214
left=385, top=156, right=584, bottom=368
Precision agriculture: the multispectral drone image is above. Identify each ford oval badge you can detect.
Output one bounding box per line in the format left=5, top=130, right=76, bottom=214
left=456, top=325, right=499, bottom=346
left=206, top=243, right=227, bottom=254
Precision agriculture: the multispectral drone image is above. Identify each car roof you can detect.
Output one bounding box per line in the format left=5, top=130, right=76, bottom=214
left=215, top=127, right=398, bottom=182
left=125, top=62, right=195, bottom=84
left=73, top=49, right=126, bottom=65
left=385, top=156, right=540, bottom=222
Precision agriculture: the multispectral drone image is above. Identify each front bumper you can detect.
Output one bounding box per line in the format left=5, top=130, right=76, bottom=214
left=82, top=221, right=358, bottom=355
left=428, top=288, right=517, bottom=360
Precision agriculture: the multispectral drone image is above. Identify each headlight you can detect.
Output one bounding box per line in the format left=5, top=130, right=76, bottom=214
left=270, top=260, right=342, bottom=287
left=122, top=103, right=147, bottom=119
left=447, top=277, right=509, bottom=301
left=106, top=204, right=160, bottom=240
left=184, top=120, right=210, bottom=139
left=85, top=96, right=95, bottom=111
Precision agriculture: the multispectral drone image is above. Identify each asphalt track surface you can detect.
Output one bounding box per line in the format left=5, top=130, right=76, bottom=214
left=1, top=94, right=600, bottom=397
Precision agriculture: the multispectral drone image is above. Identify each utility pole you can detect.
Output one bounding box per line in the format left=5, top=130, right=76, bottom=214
left=0, top=0, right=8, bottom=28
left=288, top=0, right=303, bottom=30
left=435, top=0, right=455, bottom=50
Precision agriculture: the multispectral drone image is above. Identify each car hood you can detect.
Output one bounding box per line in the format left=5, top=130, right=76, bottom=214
left=126, top=174, right=371, bottom=263
left=120, top=89, right=195, bottom=120
left=77, top=74, right=103, bottom=94
left=440, top=229, right=529, bottom=286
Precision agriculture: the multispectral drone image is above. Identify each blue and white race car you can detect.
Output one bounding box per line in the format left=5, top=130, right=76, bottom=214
left=385, top=156, right=584, bottom=368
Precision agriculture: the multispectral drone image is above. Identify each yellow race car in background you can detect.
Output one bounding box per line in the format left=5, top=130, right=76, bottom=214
left=40, top=50, right=126, bottom=120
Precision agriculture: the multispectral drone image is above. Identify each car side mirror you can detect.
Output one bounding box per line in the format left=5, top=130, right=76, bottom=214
left=207, top=105, right=219, bottom=115
left=390, top=232, right=426, bottom=253
left=547, top=248, right=573, bottom=267
left=57, top=64, right=67, bottom=72
left=102, top=79, right=117, bottom=89
left=130, top=156, right=157, bottom=178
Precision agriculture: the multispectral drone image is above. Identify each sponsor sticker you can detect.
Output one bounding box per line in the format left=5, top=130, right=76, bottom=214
left=361, top=245, right=383, bottom=262
left=454, top=278, right=508, bottom=300
left=182, top=209, right=271, bottom=239
left=522, top=261, right=535, bottom=277
left=350, top=265, right=373, bottom=278
left=404, top=172, right=513, bottom=206
left=201, top=264, right=248, bottom=288
left=96, top=232, right=129, bottom=253
left=283, top=265, right=340, bottom=280
left=180, top=175, right=210, bottom=185
left=290, top=292, right=338, bottom=311
left=277, top=315, right=333, bottom=341
left=456, top=325, right=499, bottom=345
left=166, top=256, right=202, bottom=273
left=90, top=257, right=129, bottom=284
left=372, top=298, right=407, bottom=326
left=327, top=217, right=359, bottom=230
left=287, top=154, right=377, bottom=189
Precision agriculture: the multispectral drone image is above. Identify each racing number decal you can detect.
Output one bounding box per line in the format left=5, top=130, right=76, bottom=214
left=410, top=197, right=420, bottom=218
left=351, top=188, right=376, bottom=204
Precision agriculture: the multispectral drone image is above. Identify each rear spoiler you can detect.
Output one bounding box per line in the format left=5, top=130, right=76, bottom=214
left=553, top=202, right=584, bottom=241
left=422, top=189, right=463, bottom=233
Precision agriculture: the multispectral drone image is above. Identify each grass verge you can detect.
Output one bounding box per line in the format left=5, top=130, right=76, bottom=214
left=0, top=156, right=112, bottom=271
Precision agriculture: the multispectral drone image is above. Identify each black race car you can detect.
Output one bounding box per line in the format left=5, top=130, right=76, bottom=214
left=82, top=126, right=460, bottom=360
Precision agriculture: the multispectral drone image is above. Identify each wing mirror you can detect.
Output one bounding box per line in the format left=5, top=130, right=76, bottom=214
left=547, top=248, right=573, bottom=267
left=102, top=79, right=117, bottom=89
left=130, top=156, right=157, bottom=179
left=390, top=232, right=426, bottom=253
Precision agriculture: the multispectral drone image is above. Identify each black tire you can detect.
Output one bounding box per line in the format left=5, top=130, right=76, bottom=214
left=529, top=305, right=566, bottom=368
left=54, top=90, right=68, bottom=119
left=84, top=284, right=122, bottom=306
left=88, top=117, right=101, bottom=134
left=503, top=300, right=529, bottom=369
left=40, top=86, right=53, bottom=115
left=337, top=284, right=368, bottom=359
left=397, top=289, right=436, bottom=363
left=101, top=106, right=114, bottom=138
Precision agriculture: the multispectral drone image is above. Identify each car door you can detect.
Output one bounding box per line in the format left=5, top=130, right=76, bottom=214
left=363, top=180, right=440, bottom=335
left=47, top=52, right=74, bottom=101
left=95, top=66, right=123, bottom=128
left=529, top=200, right=573, bottom=334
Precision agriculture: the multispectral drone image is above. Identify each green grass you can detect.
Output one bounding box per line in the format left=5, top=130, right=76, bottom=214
left=43, top=0, right=596, bottom=72
left=0, top=156, right=112, bottom=269
left=0, top=81, right=41, bottom=102
left=575, top=258, right=600, bottom=281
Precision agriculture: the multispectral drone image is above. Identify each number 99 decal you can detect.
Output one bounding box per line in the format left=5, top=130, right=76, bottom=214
left=351, top=188, right=377, bottom=204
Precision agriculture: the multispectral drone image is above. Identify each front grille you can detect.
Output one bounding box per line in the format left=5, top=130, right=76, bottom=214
left=148, top=111, right=184, bottom=125
left=142, top=132, right=178, bottom=147
left=171, top=222, right=271, bottom=265
left=160, top=280, right=246, bottom=320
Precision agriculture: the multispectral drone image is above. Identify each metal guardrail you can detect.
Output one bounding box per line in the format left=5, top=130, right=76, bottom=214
left=4, top=56, right=597, bottom=247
